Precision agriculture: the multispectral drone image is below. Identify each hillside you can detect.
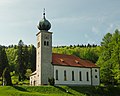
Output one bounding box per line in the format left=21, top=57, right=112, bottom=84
left=0, top=86, right=120, bottom=96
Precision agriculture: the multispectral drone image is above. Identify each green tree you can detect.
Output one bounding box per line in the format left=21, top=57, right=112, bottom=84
left=28, top=45, right=36, bottom=71
left=97, top=30, right=120, bottom=85
left=110, top=29, right=120, bottom=84
left=5, top=47, right=18, bottom=72
left=25, top=69, right=32, bottom=79
left=97, top=33, right=113, bottom=85
left=23, top=45, right=28, bottom=71
left=0, top=46, right=9, bottom=77
left=2, top=67, right=12, bottom=86
left=17, top=40, right=25, bottom=81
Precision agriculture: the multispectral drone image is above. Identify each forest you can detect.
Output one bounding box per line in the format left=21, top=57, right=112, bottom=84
left=0, top=29, right=119, bottom=86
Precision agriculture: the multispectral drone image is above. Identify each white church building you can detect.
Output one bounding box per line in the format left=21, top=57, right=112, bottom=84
left=30, top=11, right=100, bottom=86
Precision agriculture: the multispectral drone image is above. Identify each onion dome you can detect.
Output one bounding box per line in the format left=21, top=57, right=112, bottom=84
left=37, top=9, right=51, bottom=31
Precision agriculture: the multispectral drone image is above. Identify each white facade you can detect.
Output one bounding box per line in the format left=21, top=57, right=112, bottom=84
left=54, top=66, right=100, bottom=86
left=91, top=68, right=100, bottom=86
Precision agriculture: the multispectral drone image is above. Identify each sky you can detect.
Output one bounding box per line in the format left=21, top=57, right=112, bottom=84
left=0, top=0, right=120, bottom=46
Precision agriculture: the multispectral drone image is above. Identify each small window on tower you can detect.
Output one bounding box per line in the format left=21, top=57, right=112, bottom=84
left=47, top=41, right=49, bottom=46
left=44, top=41, right=46, bottom=46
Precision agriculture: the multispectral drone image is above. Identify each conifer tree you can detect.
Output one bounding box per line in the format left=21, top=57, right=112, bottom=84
left=2, top=67, right=12, bottom=86
left=0, top=46, right=9, bottom=77
left=17, top=40, right=25, bottom=81
left=97, top=30, right=120, bottom=85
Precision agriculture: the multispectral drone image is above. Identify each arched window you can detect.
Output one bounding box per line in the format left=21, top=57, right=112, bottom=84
left=64, top=70, right=67, bottom=81
left=56, top=70, right=58, bottom=80
left=47, top=41, right=49, bottom=46
left=79, top=71, right=82, bottom=81
left=86, top=72, right=89, bottom=81
left=44, top=41, right=46, bottom=46
left=72, top=71, right=74, bottom=81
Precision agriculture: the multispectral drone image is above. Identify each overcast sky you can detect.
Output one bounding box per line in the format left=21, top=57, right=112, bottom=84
left=0, top=0, right=120, bottom=46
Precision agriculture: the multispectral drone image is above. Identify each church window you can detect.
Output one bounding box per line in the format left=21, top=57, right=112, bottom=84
left=95, top=75, right=98, bottom=78
left=72, top=71, right=74, bottom=81
left=95, top=69, right=97, bottom=72
left=44, top=41, right=49, bottom=46
left=56, top=70, right=58, bottom=80
left=79, top=71, right=82, bottom=81
left=37, top=42, right=40, bottom=48
left=47, top=41, right=49, bottom=46
left=44, top=41, right=46, bottom=46
left=64, top=70, right=67, bottom=81
left=86, top=72, right=89, bottom=81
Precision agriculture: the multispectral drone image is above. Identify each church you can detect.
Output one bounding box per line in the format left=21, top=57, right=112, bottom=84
left=30, top=11, right=100, bottom=86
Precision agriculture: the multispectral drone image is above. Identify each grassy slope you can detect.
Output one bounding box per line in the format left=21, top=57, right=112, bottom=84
left=0, top=86, right=120, bottom=96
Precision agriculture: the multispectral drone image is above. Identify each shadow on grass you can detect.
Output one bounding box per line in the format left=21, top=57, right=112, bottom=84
left=68, top=86, right=92, bottom=96
left=12, top=86, right=29, bottom=92
left=68, top=86, right=120, bottom=96
left=54, top=86, right=73, bottom=95
left=68, top=86, right=105, bottom=96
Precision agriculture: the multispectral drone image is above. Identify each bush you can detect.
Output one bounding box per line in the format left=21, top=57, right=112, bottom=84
left=23, top=80, right=29, bottom=85
left=48, top=78, right=55, bottom=86
left=12, top=80, right=18, bottom=85
left=18, top=81, right=23, bottom=85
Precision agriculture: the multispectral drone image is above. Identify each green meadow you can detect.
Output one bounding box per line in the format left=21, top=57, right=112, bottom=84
left=0, top=85, right=119, bottom=96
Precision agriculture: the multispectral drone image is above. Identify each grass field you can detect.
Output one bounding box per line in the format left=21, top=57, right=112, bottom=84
left=0, top=85, right=119, bottom=96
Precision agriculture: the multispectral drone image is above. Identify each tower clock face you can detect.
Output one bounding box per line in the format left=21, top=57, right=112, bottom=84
left=44, top=34, right=49, bottom=39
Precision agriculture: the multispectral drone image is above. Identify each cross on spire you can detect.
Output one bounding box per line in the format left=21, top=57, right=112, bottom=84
left=43, top=8, right=45, bottom=16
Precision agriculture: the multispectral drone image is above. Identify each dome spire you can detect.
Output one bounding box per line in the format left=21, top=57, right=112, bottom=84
left=37, top=9, right=51, bottom=31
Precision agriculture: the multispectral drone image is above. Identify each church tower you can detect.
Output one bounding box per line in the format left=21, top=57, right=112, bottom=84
left=36, top=9, right=54, bottom=85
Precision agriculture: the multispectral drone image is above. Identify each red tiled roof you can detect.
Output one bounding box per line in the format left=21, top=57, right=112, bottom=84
left=52, top=53, right=97, bottom=68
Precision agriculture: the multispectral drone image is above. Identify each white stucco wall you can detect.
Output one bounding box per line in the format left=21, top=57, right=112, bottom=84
left=91, top=68, right=100, bottom=86
left=54, top=66, right=92, bottom=85
left=30, top=74, right=37, bottom=86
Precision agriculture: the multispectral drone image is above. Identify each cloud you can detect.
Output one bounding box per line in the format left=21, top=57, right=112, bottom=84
left=84, top=34, right=88, bottom=38
left=97, top=16, right=106, bottom=23
left=52, top=16, right=97, bottom=25
left=92, top=26, right=99, bottom=34
left=0, top=0, right=18, bottom=6
left=105, top=23, right=115, bottom=33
